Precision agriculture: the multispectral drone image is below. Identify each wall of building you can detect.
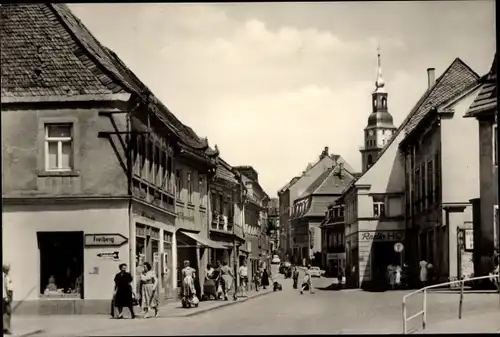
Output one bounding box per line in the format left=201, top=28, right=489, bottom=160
left=2, top=201, right=129, bottom=302
left=1, top=105, right=129, bottom=198
left=441, top=90, right=480, bottom=203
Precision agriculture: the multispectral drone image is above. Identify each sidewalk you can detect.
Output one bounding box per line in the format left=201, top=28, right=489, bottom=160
left=11, top=287, right=274, bottom=336
left=417, top=311, right=500, bottom=334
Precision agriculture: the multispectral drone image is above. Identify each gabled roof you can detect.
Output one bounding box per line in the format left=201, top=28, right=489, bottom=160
left=215, top=158, right=238, bottom=185
left=403, top=58, right=479, bottom=136
left=465, top=55, right=497, bottom=118
left=298, top=164, right=355, bottom=200
left=359, top=58, right=479, bottom=176
left=0, top=4, right=208, bottom=150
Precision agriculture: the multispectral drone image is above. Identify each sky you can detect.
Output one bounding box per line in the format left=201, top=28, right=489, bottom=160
left=69, top=1, right=496, bottom=197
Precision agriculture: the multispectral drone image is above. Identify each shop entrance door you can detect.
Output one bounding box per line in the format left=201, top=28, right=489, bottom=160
left=371, top=242, right=399, bottom=286
left=37, top=231, right=84, bottom=298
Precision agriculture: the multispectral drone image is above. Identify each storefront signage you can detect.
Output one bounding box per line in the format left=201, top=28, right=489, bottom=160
left=359, top=231, right=404, bottom=242
left=85, top=234, right=128, bottom=247
left=97, top=251, right=120, bottom=260
left=464, top=229, right=474, bottom=251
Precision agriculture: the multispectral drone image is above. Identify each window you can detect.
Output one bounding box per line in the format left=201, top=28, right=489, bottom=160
left=427, top=160, right=434, bottom=205
left=382, top=97, right=386, bottom=108
left=421, top=163, right=427, bottom=210
left=493, top=124, right=497, bottom=166
left=373, top=201, right=385, bottom=217
left=175, top=170, right=182, bottom=199
left=199, top=176, right=205, bottom=206
left=434, top=153, right=441, bottom=202
left=415, top=168, right=421, bottom=213
left=494, top=205, right=499, bottom=251
left=45, top=124, right=73, bottom=171
left=367, top=154, right=373, bottom=167
left=187, top=172, right=193, bottom=203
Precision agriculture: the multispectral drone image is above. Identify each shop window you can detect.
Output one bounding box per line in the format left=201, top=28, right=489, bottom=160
left=45, top=124, right=73, bottom=171
left=37, top=231, right=83, bottom=298
left=175, top=169, right=182, bottom=199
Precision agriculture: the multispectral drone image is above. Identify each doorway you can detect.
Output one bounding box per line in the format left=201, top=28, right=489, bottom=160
left=371, top=242, right=399, bottom=285
left=37, top=231, right=84, bottom=298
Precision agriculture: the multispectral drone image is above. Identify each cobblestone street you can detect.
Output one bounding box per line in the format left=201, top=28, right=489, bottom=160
left=14, top=274, right=500, bottom=336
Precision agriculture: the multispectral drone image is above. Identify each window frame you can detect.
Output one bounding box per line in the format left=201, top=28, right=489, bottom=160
left=38, top=117, right=80, bottom=177
left=175, top=169, right=182, bottom=199
left=373, top=201, right=385, bottom=217
left=45, top=124, right=73, bottom=171
left=187, top=172, right=193, bottom=203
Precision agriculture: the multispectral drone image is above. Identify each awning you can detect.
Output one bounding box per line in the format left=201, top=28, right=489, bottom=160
left=179, top=231, right=227, bottom=250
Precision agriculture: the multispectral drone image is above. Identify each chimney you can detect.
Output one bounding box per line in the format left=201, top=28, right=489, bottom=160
left=427, top=68, right=435, bottom=89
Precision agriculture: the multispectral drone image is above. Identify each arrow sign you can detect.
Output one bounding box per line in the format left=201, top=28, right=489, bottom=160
left=97, top=251, right=120, bottom=260
left=85, top=234, right=128, bottom=247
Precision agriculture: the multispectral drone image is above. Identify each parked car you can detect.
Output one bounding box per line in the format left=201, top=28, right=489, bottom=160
left=309, top=266, right=325, bottom=278
left=271, top=255, right=281, bottom=264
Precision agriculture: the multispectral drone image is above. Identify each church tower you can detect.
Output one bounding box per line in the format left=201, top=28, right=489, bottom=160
left=360, top=47, right=397, bottom=173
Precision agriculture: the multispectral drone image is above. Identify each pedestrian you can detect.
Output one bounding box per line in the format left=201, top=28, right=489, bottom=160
left=387, top=264, right=396, bottom=290
left=337, top=266, right=345, bottom=289
left=220, top=261, right=234, bottom=301
left=395, top=265, right=402, bottom=289
left=300, top=265, right=314, bottom=295
left=3, top=264, right=13, bottom=335
left=292, top=266, right=300, bottom=289
left=419, top=260, right=428, bottom=288
left=140, top=262, right=159, bottom=318
left=214, top=261, right=223, bottom=300
left=261, top=267, right=270, bottom=290
left=238, top=260, right=248, bottom=298
left=113, top=263, right=136, bottom=319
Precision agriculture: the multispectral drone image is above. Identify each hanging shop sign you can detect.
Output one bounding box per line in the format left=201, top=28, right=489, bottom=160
left=85, top=234, right=128, bottom=247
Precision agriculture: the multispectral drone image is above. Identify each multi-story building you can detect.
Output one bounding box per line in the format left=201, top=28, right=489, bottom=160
left=234, top=166, right=270, bottom=286
left=320, top=200, right=346, bottom=277
left=400, top=60, right=481, bottom=282
left=208, top=157, right=246, bottom=270
left=1, top=4, right=218, bottom=314
left=267, top=198, right=280, bottom=254
left=277, top=147, right=354, bottom=262
left=290, top=163, right=354, bottom=267
left=464, top=56, right=499, bottom=279
left=341, top=57, right=481, bottom=289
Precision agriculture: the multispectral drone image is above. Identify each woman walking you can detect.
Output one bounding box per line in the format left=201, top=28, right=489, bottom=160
left=140, top=262, right=159, bottom=318
left=182, top=260, right=197, bottom=301
left=113, top=264, right=136, bottom=319
left=220, top=261, right=234, bottom=301
left=261, top=267, right=270, bottom=290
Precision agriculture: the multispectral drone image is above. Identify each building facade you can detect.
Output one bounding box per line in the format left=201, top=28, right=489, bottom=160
left=400, top=61, right=481, bottom=282
left=277, top=147, right=354, bottom=262
left=291, top=163, right=354, bottom=267
left=267, top=198, right=280, bottom=254
left=320, top=203, right=346, bottom=277
left=208, top=157, right=246, bottom=272
left=234, top=166, right=270, bottom=286
left=1, top=3, right=217, bottom=314
left=464, top=56, right=499, bottom=279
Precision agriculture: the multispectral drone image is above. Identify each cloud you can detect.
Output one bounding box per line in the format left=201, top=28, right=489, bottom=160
left=69, top=3, right=495, bottom=196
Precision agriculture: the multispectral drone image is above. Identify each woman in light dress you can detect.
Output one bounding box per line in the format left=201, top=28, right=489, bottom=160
left=140, top=262, right=159, bottom=318
left=386, top=264, right=396, bottom=290
left=395, top=265, right=402, bottom=288
left=182, top=260, right=197, bottom=299
left=220, top=261, right=234, bottom=301
left=419, top=260, right=429, bottom=287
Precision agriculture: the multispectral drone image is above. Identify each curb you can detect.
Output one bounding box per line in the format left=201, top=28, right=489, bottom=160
left=428, top=290, right=498, bottom=294
left=163, top=290, right=275, bottom=318
left=14, top=329, right=45, bottom=337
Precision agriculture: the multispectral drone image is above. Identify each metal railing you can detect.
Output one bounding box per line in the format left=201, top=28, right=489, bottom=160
left=402, top=274, right=500, bottom=334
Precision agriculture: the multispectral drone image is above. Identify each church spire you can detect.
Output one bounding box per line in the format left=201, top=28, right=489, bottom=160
left=374, top=45, right=385, bottom=92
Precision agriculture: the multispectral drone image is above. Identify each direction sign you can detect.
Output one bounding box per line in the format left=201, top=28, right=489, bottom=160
left=97, top=251, right=120, bottom=260
left=85, top=234, right=128, bottom=247
left=394, top=242, right=404, bottom=253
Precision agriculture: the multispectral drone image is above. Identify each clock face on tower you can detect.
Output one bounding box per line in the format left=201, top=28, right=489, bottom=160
left=369, top=130, right=374, bottom=136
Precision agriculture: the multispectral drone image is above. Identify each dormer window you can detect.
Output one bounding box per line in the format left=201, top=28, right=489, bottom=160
left=373, top=201, right=385, bottom=217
